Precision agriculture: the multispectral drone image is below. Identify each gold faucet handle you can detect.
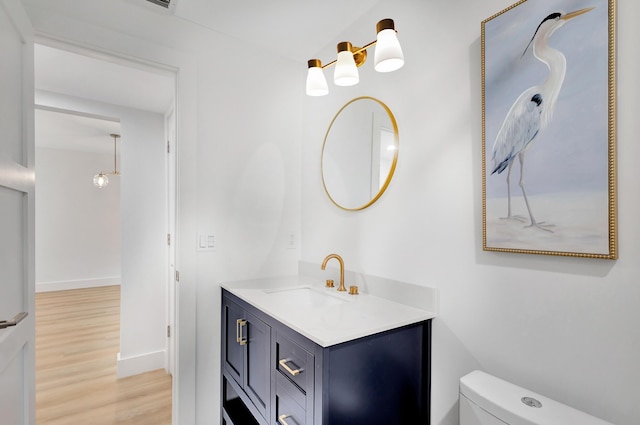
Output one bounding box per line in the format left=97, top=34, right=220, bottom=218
left=326, top=279, right=334, bottom=288
left=349, top=285, right=359, bottom=295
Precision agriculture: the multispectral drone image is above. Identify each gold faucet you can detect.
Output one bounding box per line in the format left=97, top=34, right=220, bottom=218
left=321, top=254, right=346, bottom=292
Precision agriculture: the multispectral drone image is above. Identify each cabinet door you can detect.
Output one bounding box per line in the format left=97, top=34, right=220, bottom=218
left=222, top=294, right=272, bottom=422
left=222, top=298, right=244, bottom=385
left=244, top=310, right=271, bottom=421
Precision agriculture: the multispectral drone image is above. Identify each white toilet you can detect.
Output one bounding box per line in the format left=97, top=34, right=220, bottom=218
left=459, top=370, right=613, bottom=425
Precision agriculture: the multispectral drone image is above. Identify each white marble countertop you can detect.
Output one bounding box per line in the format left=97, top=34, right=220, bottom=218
left=221, top=275, right=437, bottom=347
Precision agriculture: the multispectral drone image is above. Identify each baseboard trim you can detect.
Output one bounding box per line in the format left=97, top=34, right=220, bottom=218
left=36, top=277, right=121, bottom=293
left=117, top=349, right=166, bottom=379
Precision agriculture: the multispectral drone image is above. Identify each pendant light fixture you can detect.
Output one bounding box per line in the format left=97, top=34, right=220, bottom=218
left=93, top=171, right=109, bottom=188
left=93, top=133, right=121, bottom=189
left=306, top=18, right=404, bottom=96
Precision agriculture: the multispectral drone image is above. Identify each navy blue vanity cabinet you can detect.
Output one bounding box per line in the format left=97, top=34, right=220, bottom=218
left=221, top=289, right=432, bottom=425
left=316, top=321, right=431, bottom=424
left=222, top=295, right=272, bottom=424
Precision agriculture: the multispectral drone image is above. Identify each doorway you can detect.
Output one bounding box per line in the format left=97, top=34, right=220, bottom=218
left=33, top=42, right=177, bottom=422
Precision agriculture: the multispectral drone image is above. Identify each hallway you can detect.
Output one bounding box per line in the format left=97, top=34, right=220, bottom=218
left=36, top=286, right=172, bottom=424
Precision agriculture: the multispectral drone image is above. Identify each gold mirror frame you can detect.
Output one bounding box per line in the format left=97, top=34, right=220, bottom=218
left=321, top=96, right=399, bottom=211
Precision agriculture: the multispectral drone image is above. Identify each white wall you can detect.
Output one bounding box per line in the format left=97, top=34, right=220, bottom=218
left=35, top=147, right=121, bottom=291
left=35, top=91, right=169, bottom=378
left=193, top=34, right=302, bottom=424
left=301, top=1, right=640, bottom=425
left=119, top=105, right=167, bottom=377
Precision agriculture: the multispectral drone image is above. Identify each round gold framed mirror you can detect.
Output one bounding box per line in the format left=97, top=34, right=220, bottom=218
left=321, top=96, right=399, bottom=211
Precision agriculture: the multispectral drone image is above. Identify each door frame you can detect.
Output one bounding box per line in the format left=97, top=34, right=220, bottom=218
left=165, top=107, right=177, bottom=376
left=32, top=34, right=191, bottom=423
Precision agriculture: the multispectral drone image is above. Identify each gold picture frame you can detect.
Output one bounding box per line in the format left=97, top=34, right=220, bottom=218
left=482, top=0, right=617, bottom=259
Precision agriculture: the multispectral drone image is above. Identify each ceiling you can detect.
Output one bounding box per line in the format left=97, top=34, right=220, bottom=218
left=170, top=0, right=385, bottom=63
left=34, top=44, right=173, bottom=153
left=35, top=108, right=122, bottom=155
left=34, top=0, right=383, bottom=153
left=35, top=44, right=175, bottom=115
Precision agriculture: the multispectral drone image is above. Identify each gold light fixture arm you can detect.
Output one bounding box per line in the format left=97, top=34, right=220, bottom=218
left=319, top=17, right=398, bottom=69
left=321, top=39, right=378, bottom=69
left=306, top=18, right=402, bottom=96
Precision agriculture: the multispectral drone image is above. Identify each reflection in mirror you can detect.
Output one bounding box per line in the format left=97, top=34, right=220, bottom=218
left=321, top=97, right=398, bottom=211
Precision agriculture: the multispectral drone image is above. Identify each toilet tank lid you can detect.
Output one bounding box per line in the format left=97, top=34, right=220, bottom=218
left=459, top=371, right=613, bottom=425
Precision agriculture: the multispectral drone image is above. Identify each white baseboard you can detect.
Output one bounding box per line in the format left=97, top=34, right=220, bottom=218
left=117, top=349, right=166, bottom=379
left=36, top=277, right=120, bottom=293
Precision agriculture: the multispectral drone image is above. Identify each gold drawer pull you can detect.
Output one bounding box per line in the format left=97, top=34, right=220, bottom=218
left=279, top=358, right=303, bottom=376
left=236, top=319, right=247, bottom=345
left=278, top=414, right=292, bottom=425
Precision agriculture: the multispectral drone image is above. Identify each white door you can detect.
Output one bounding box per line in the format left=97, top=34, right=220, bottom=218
left=0, top=1, right=35, bottom=424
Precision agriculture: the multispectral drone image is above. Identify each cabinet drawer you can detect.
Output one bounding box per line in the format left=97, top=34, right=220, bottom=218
left=276, top=380, right=307, bottom=425
left=275, top=332, right=313, bottom=395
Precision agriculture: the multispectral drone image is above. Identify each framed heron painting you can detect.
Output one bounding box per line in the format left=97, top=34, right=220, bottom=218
left=481, top=0, right=617, bottom=259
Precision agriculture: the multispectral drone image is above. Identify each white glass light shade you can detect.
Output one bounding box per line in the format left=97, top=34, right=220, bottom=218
left=306, top=60, right=328, bottom=96
left=374, top=29, right=404, bottom=72
left=93, top=172, right=109, bottom=188
left=334, top=42, right=359, bottom=86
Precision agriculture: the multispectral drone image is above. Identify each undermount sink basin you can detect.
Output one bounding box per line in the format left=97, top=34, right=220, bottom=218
left=265, top=287, right=346, bottom=308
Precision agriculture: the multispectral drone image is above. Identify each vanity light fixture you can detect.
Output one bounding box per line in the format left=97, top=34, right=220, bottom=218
left=93, top=133, right=121, bottom=189
left=306, top=18, right=404, bottom=96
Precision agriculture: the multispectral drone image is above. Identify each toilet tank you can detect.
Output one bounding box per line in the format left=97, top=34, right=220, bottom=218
left=459, top=370, right=613, bottom=425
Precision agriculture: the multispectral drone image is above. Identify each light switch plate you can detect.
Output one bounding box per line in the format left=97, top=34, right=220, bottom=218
left=286, top=231, right=297, bottom=249
left=197, top=234, right=216, bottom=251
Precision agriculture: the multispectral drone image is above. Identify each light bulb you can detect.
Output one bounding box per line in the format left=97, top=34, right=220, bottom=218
left=93, top=172, right=109, bottom=188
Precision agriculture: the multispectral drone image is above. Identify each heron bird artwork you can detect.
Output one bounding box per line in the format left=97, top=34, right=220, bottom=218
left=482, top=0, right=616, bottom=258
left=490, top=7, right=593, bottom=231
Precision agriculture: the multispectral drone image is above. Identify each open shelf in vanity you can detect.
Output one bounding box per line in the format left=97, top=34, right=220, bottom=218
left=220, top=276, right=437, bottom=425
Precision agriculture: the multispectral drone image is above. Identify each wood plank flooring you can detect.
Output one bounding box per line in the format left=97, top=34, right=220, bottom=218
left=36, top=286, right=172, bottom=425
